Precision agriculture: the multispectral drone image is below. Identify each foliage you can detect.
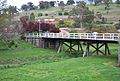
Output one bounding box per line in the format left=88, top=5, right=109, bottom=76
left=27, top=2, right=35, bottom=10
left=21, top=2, right=37, bottom=11
left=59, top=1, right=65, bottom=11
left=29, top=13, right=35, bottom=23
left=67, top=0, right=75, bottom=5
left=72, top=19, right=81, bottom=28
left=114, top=20, right=120, bottom=29
left=56, top=19, right=74, bottom=28
left=45, top=13, right=48, bottom=16
left=37, top=13, right=43, bottom=17
left=21, top=4, right=28, bottom=11
left=50, top=1, right=55, bottom=7
left=69, top=1, right=94, bottom=28
left=58, top=12, right=63, bottom=16
left=0, top=0, right=17, bottom=48
left=91, top=24, right=117, bottom=33
left=64, top=12, right=69, bottom=15
left=103, top=0, right=111, bottom=10
left=39, top=1, right=50, bottom=9
left=20, top=16, right=60, bottom=33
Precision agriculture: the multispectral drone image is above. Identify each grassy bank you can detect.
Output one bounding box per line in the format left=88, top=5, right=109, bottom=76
left=0, top=41, right=120, bottom=81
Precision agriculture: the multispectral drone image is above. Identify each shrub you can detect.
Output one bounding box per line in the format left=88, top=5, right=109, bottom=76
left=45, top=13, right=48, bottom=16
left=115, top=23, right=120, bottom=29
left=58, top=12, right=62, bottom=16
left=64, top=12, right=69, bottom=15
left=91, top=24, right=117, bottom=33
left=38, top=13, right=43, bottom=17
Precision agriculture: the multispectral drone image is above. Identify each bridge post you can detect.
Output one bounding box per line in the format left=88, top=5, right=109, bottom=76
left=118, top=41, right=120, bottom=67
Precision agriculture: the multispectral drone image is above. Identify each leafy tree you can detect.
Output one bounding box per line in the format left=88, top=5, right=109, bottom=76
left=8, top=5, right=18, bottom=14
left=69, top=1, right=94, bottom=28
left=39, top=1, right=50, bottom=9
left=103, top=0, right=111, bottom=10
left=27, top=2, right=36, bottom=10
left=21, top=4, right=28, bottom=11
left=0, top=0, right=17, bottom=48
left=50, top=1, right=55, bottom=7
left=29, top=13, right=35, bottom=23
left=59, top=1, right=65, bottom=11
left=67, top=0, right=75, bottom=5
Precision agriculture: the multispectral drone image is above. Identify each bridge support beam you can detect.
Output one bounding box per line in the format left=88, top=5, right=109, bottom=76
left=63, top=41, right=83, bottom=54
left=86, top=42, right=110, bottom=56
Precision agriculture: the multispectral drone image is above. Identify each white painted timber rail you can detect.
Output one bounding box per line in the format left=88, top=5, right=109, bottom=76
left=25, top=33, right=120, bottom=41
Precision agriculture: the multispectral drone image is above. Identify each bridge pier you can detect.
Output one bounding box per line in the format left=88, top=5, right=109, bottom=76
left=63, top=41, right=83, bottom=54
left=118, top=41, right=120, bottom=67
left=85, top=42, right=111, bottom=56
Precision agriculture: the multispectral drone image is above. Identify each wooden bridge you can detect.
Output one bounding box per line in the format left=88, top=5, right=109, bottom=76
left=25, top=33, right=120, bottom=56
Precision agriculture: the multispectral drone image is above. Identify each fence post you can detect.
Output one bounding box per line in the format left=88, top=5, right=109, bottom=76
left=103, top=34, right=105, bottom=40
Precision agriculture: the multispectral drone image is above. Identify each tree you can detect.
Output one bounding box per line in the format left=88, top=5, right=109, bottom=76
left=27, top=2, right=35, bottom=10
left=21, top=4, right=28, bottom=11
left=29, top=13, right=35, bottom=23
left=50, top=1, right=55, bottom=7
left=67, top=0, right=75, bottom=5
left=103, top=0, right=111, bottom=10
left=39, top=1, right=50, bottom=9
left=8, top=5, right=18, bottom=14
left=0, top=0, right=17, bottom=48
left=69, top=1, right=94, bottom=28
left=59, top=1, right=65, bottom=11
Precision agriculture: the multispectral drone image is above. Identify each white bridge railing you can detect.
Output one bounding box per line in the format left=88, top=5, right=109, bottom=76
left=25, top=33, right=120, bottom=41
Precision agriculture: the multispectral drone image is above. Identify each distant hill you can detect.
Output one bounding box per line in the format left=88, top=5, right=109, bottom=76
left=18, top=3, right=120, bottom=22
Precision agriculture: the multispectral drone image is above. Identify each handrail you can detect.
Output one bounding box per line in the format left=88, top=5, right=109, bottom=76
left=25, top=33, right=120, bottom=41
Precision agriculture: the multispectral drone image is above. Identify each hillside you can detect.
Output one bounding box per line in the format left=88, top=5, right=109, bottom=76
left=19, top=4, right=120, bottom=22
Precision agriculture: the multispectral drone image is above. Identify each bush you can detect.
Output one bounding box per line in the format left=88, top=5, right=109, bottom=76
left=45, top=13, right=48, bottom=16
left=64, top=12, right=69, bottom=15
left=58, top=12, right=62, bottom=16
left=115, top=23, right=120, bottom=29
left=38, top=13, right=43, bottom=17
left=91, top=24, right=117, bottom=33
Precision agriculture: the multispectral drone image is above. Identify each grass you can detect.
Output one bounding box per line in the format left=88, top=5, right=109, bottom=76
left=0, top=41, right=120, bottom=81
left=0, top=42, right=67, bottom=65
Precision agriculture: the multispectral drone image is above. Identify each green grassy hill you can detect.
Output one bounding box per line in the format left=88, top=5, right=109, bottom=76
left=19, top=4, right=120, bottom=21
